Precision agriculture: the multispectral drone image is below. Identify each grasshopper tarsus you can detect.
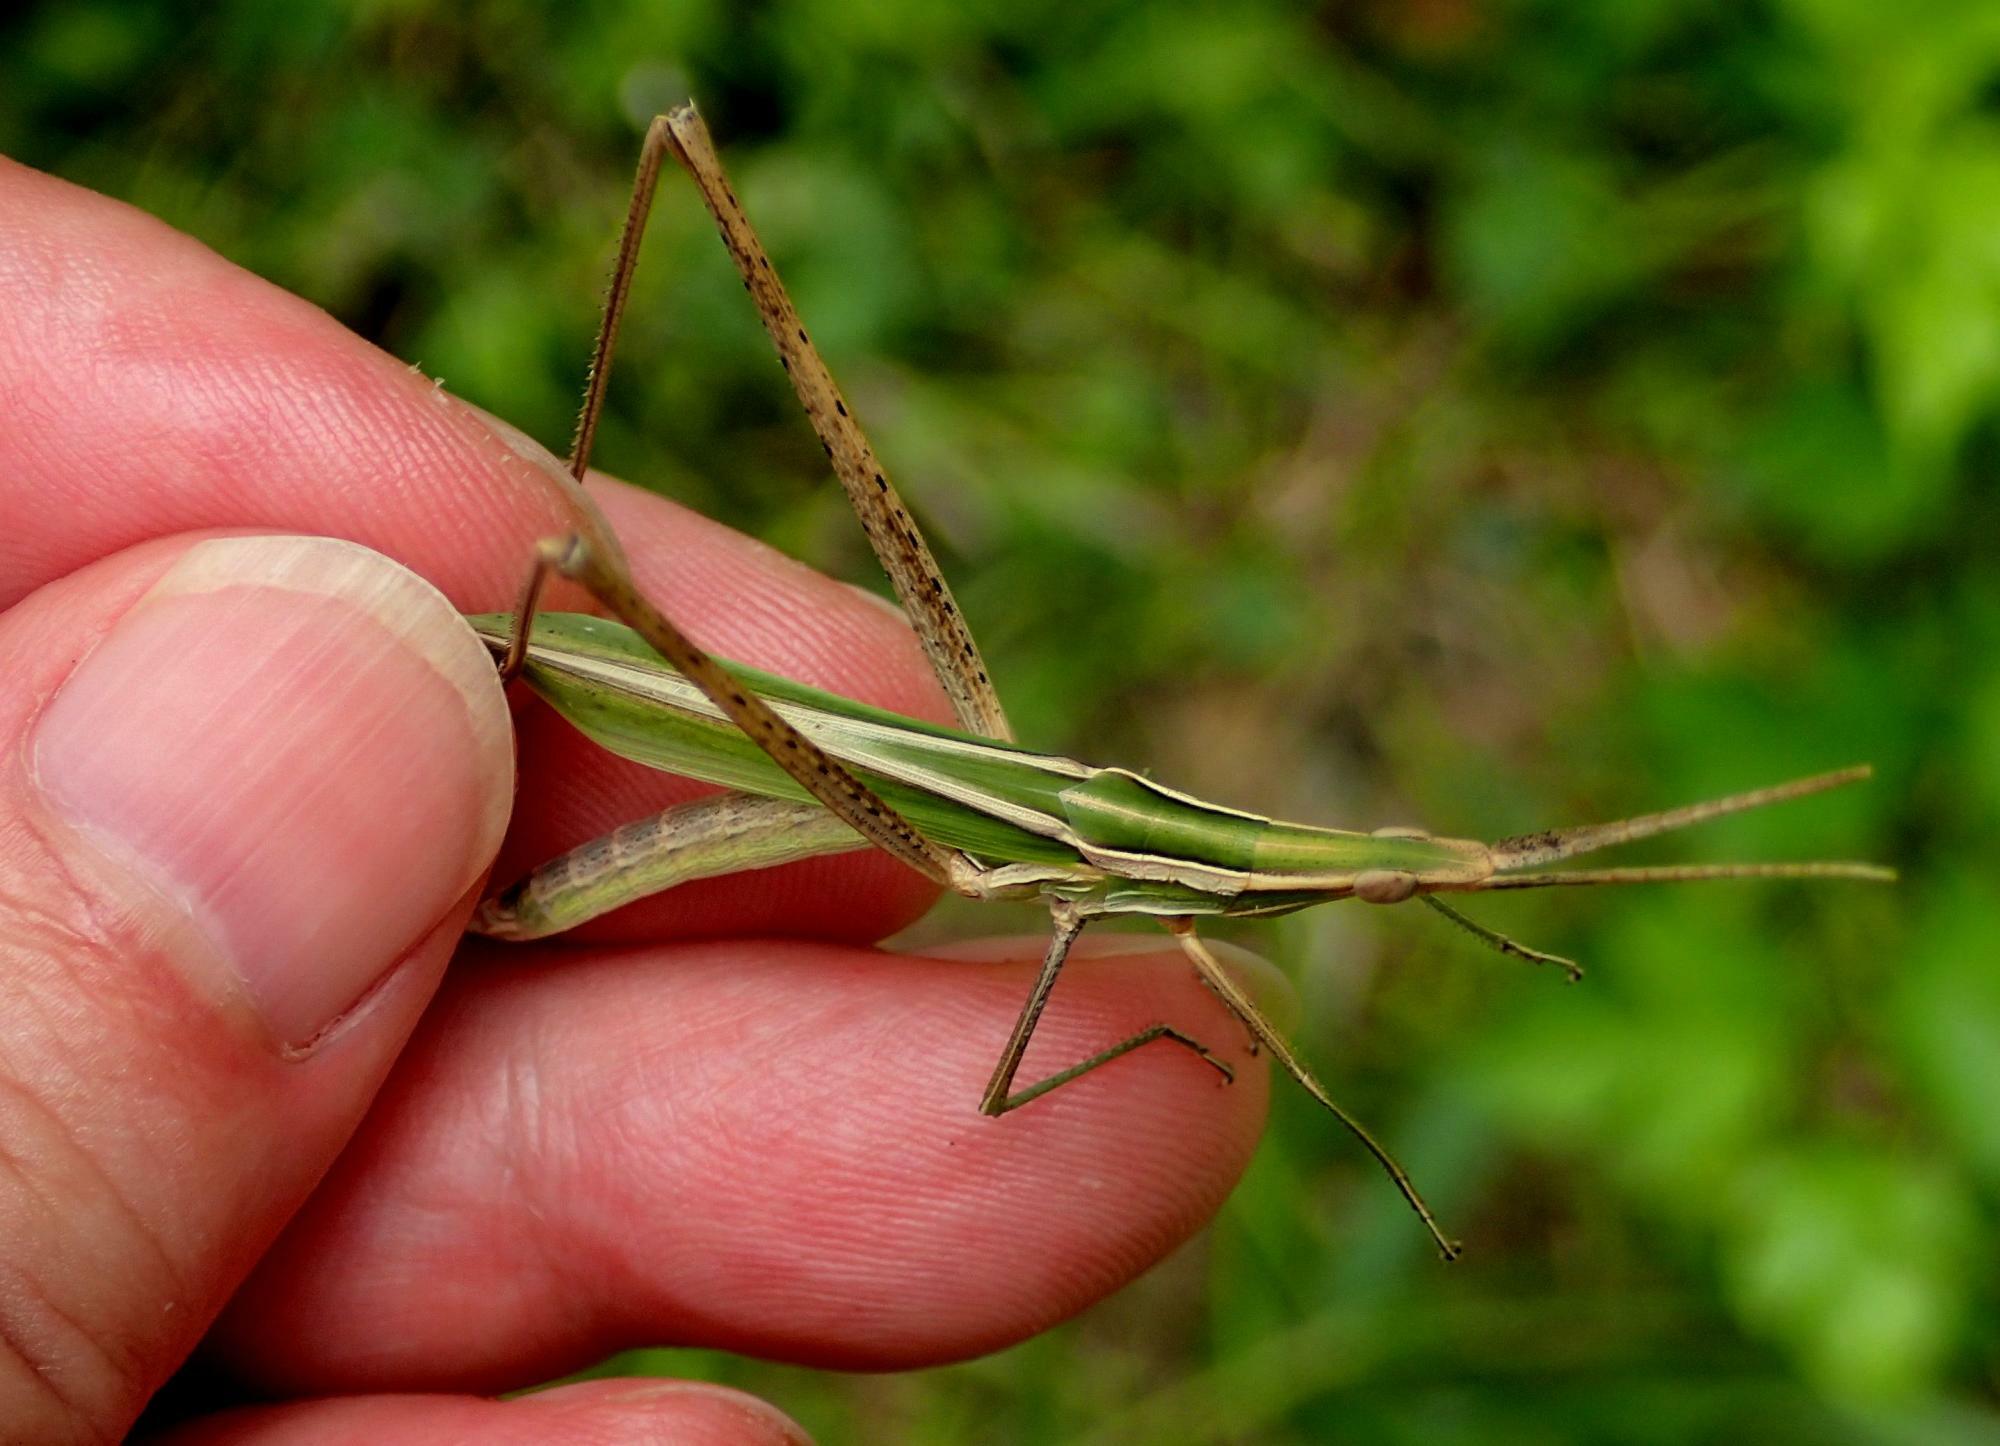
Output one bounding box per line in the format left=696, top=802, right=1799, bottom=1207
left=981, top=1022, right=1237, bottom=1116
left=1421, top=895, right=1584, bottom=982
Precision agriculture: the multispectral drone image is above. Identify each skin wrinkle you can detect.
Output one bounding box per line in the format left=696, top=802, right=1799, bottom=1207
left=0, top=1076, right=114, bottom=1398
left=0, top=1042, right=169, bottom=1437
left=0, top=863, right=214, bottom=1420
left=2, top=816, right=222, bottom=1078
left=516, top=959, right=812, bottom=1348
left=494, top=1017, right=594, bottom=1346
left=647, top=985, right=907, bottom=1220
left=95, top=339, right=245, bottom=497
left=551, top=1004, right=725, bottom=1325
left=456, top=1124, right=604, bottom=1384
left=0, top=1303, right=83, bottom=1444
left=376, top=976, right=578, bottom=1351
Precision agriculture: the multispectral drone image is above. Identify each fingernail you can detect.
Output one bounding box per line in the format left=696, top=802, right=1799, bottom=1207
left=31, top=537, right=513, bottom=1047
left=551, top=1382, right=812, bottom=1445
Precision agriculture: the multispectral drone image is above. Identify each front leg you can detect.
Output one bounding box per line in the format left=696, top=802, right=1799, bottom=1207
left=1420, top=895, right=1583, bottom=981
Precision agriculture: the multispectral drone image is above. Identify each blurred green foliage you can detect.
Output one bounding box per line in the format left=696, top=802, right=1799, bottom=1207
left=8, top=0, right=1997, bottom=1438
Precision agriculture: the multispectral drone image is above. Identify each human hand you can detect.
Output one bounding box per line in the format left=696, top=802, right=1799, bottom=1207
left=0, top=155, right=1267, bottom=1442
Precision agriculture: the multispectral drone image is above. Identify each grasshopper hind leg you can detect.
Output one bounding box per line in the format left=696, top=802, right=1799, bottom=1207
left=1166, top=920, right=1462, bottom=1261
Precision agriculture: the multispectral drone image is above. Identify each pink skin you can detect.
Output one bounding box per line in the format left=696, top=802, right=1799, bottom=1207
left=153, top=1380, right=815, bottom=1446
left=0, top=155, right=1269, bottom=1441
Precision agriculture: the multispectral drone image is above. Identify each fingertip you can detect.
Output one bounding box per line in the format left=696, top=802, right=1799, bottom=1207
left=152, top=1379, right=808, bottom=1446
left=524, top=1381, right=811, bottom=1446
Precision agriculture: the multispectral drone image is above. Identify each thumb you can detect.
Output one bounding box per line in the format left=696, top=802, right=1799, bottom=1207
left=0, top=534, right=512, bottom=1437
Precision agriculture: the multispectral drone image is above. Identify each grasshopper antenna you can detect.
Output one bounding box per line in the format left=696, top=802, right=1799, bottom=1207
left=1487, top=766, right=1890, bottom=883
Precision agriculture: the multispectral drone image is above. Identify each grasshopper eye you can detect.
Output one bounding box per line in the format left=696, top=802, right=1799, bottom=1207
left=1354, top=870, right=1419, bottom=904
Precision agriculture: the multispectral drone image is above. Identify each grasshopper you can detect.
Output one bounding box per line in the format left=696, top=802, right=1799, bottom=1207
left=465, top=103, right=1892, bottom=1259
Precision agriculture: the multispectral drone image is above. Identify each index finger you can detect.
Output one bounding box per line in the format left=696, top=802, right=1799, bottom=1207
left=0, top=156, right=949, bottom=940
